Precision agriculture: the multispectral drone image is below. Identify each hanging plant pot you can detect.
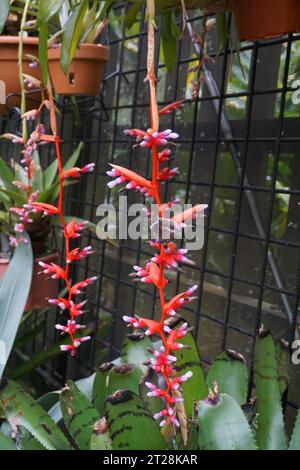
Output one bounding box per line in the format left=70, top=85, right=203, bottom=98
left=0, top=36, right=41, bottom=115
left=48, top=43, right=109, bottom=96
left=25, top=251, right=59, bottom=311
left=232, top=0, right=300, bottom=41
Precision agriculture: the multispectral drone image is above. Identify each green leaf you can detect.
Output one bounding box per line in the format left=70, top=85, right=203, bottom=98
left=39, top=22, right=49, bottom=85
left=0, top=0, right=10, bottom=34
left=63, top=142, right=83, bottom=171
left=289, top=408, right=300, bottom=450
left=37, top=0, right=66, bottom=26
left=125, top=2, right=141, bottom=29
left=0, top=157, right=21, bottom=194
left=207, top=350, right=248, bottom=406
left=106, top=364, right=141, bottom=396
left=0, top=233, right=33, bottom=378
left=105, top=390, right=168, bottom=450
left=92, top=363, right=114, bottom=415
left=120, top=333, right=152, bottom=375
left=173, top=325, right=207, bottom=418
left=60, top=0, right=89, bottom=75
left=60, top=380, right=99, bottom=450
left=90, top=420, right=112, bottom=450
left=0, top=188, right=26, bottom=206
left=37, top=392, right=60, bottom=413
left=31, top=151, right=43, bottom=192
left=18, top=427, right=47, bottom=450
left=216, top=12, right=228, bottom=51
left=0, top=380, right=72, bottom=450
left=161, top=10, right=179, bottom=72
left=198, top=393, right=257, bottom=450
left=43, top=159, right=58, bottom=189
left=276, top=339, right=290, bottom=396
left=254, top=329, right=287, bottom=450
left=0, top=431, right=16, bottom=450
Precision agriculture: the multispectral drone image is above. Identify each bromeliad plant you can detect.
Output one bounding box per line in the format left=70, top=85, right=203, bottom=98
left=0, top=326, right=298, bottom=450
left=106, top=0, right=207, bottom=430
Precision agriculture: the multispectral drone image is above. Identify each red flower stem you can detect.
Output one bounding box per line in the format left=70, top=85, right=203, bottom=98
left=147, top=0, right=172, bottom=402
left=54, top=132, right=75, bottom=341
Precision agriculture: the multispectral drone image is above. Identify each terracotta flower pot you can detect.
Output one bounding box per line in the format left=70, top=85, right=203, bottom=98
left=48, top=43, right=109, bottom=96
left=232, top=0, right=300, bottom=41
left=25, top=252, right=59, bottom=311
left=0, top=251, right=59, bottom=311
left=0, top=255, right=9, bottom=279
left=0, top=36, right=41, bottom=115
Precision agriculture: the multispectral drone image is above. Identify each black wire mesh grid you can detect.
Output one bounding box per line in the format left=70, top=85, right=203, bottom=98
left=0, top=6, right=299, bottom=423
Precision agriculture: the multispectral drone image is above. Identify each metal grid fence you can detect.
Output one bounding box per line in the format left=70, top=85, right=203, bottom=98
left=0, top=5, right=299, bottom=419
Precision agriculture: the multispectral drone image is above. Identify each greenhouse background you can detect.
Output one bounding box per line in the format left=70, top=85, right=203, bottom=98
left=0, top=3, right=299, bottom=441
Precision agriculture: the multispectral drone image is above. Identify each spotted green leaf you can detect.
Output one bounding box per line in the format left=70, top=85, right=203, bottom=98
left=0, top=380, right=72, bottom=450
left=90, top=419, right=112, bottom=450
left=105, top=390, right=168, bottom=450
left=60, top=380, right=99, bottom=450
left=92, top=362, right=114, bottom=415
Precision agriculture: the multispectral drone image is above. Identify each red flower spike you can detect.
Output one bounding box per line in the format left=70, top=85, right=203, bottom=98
left=171, top=204, right=208, bottom=226
left=158, top=100, right=184, bottom=115
left=25, top=202, right=59, bottom=215
left=107, top=164, right=153, bottom=190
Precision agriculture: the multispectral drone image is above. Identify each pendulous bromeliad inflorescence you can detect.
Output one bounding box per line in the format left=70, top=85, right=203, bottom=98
left=3, top=76, right=96, bottom=356
left=106, top=0, right=207, bottom=429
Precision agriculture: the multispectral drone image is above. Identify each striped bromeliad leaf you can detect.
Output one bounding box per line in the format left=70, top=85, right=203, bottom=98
left=198, top=392, right=257, bottom=450
left=105, top=390, right=168, bottom=450
left=207, top=349, right=248, bottom=406
left=92, top=362, right=114, bottom=415
left=106, top=364, right=141, bottom=396
left=60, top=380, right=100, bottom=450
left=254, top=328, right=287, bottom=450
left=0, top=379, right=72, bottom=450
left=275, top=339, right=290, bottom=397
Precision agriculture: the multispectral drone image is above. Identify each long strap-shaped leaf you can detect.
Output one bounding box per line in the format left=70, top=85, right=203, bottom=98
left=0, top=380, right=72, bottom=450
left=207, top=350, right=248, bottom=406
left=254, top=330, right=287, bottom=450
left=60, top=380, right=100, bottom=450
left=0, top=232, right=32, bottom=378
left=105, top=390, right=168, bottom=450
left=198, top=393, right=257, bottom=450
left=289, top=408, right=300, bottom=450
left=0, top=431, right=15, bottom=450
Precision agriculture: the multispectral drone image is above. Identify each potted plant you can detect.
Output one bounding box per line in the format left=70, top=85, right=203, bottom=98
left=39, top=1, right=109, bottom=96
left=0, top=1, right=41, bottom=115
left=231, top=0, right=300, bottom=41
